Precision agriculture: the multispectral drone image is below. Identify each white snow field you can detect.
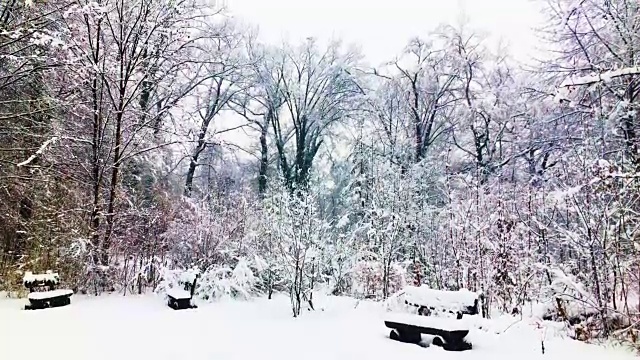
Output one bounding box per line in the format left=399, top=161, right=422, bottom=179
left=0, top=293, right=636, bottom=360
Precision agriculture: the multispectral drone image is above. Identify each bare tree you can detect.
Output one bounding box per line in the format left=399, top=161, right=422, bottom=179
left=270, top=39, right=362, bottom=191
left=60, top=0, right=225, bottom=265
left=229, top=38, right=286, bottom=195
left=0, top=1, right=77, bottom=286
left=544, top=0, right=640, bottom=167
left=392, top=37, right=458, bottom=164
left=183, top=20, right=247, bottom=197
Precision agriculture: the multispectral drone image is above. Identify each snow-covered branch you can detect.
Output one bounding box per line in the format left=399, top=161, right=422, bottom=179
left=16, top=137, right=58, bottom=167
left=560, top=66, right=640, bottom=87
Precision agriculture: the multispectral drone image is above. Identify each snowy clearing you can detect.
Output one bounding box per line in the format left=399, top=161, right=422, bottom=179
left=1, top=294, right=636, bottom=360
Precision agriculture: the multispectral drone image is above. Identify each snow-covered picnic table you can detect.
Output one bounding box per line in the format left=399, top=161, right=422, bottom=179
left=22, top=271, right=73, bottom=310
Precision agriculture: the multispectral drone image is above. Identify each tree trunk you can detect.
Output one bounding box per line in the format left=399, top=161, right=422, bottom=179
left=89, top=19, right=104, bottom=265
left=184, top=81, right=222, bottom=197
left=102, top=108, right=123, bottom=266
left=258, top=119, right=268, bottom=195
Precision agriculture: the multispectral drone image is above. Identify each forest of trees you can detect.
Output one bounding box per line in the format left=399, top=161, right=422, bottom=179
left=0, top=0, right=639, bottom=344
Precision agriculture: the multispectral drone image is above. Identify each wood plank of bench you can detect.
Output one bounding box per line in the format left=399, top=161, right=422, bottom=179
left=402, top=286, right=478, bottom=310
left=168, top=297, right=196, bottom=310
left=397, top=286, right=480, bottom=316
left=385, top=318, right=473, bottom=351
left=23, top=271, right=60, bottom=284
left=166, top=288, right=191, bottom=300
left=384, top=312, right=470, bottom=331
left=25, top=292, right=72, bottom=310
left=27, top=289, right=73, bottom=301
left=384, top=321, right=469, bottom=342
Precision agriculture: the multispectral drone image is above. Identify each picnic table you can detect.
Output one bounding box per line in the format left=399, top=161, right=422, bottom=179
left=23, top=271, right=73, bottom=310
left=384, top=312, right=473, bottom=351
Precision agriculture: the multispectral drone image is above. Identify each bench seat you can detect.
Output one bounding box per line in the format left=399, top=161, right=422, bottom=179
left=384, top=312, right=472, bottom=351
left=25, top=290, right=73, bottom=310
left=166, top=288, right=192, bottom=300
left=385, top=312, right=470, bottom=332
left=27, top=289, right=74, bottom=301
left=166, top=276, right=198, bottom=310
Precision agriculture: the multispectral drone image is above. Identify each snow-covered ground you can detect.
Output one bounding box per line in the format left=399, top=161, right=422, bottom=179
left=0, top=293, right=636, bottom=360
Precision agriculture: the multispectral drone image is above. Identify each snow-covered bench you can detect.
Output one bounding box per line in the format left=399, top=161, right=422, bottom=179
left=23, top=271, right=73, bottom=310
left=166, top=273, right=198, bottom=310
left=384, top=312, right=472, bottom=351
left=390, top=286, right=480, bottom=319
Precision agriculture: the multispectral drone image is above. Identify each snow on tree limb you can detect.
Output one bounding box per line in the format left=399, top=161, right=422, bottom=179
left=560, top=66, right=640, bottom=87
left=16, top=136, right=58, bottom=167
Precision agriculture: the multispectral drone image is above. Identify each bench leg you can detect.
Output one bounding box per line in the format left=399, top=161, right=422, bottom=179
left=179, top=298, right=196, bottom=310
left=389, top=329, right=421, bottom=344
left=168, top=298, right=178, bottom=310
left=49, top=296, right=71, bottom=308
left=432, top=336, right=472, bottom=351
left=25, top=298, right=48, bottom=310
left=443, top=340, right=472, bottom=351
left=167, top=297, right=196, bottom=310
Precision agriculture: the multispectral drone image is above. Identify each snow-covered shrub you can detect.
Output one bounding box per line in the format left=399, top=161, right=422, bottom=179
left=162, top=198, right=228, bottom=270
left=260, top=184, right=330, bottom=316
left=196, top=267, right=232, bottom=299
left=155, top=266, right=200, bottom=297
left=62, top=238, right=113, bottom=294
left=352, top=260, right=405, bottom=299
left=540, top=266, right=600, bottom=323
left=188, top=259, right=258, bottom=301
left=352, top=260, right=382, bottom=298
left=230, top=258, right=257, bottom=298
left=535, top=266, right=633, bottom=341
left=244, top=223, right=288, bottom=298
left=326, top=249, right=354, bottom=296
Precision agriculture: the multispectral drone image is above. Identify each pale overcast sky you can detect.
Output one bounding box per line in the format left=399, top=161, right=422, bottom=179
left=226, top=0, right=546, bottom=65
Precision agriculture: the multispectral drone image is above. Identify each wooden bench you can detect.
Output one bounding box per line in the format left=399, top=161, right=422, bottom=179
left=384, top=313, right=473, bottom=351
left=396, top=286, right=480, bottom=319
left=23, top=271, right=73, bottom=310
left=167, top=274, right=198, bottom=310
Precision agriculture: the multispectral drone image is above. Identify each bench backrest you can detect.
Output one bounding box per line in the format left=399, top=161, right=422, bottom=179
left=400, top=286, right=480, bottom=316
left=179, top=275, right=198, bottom=297
left=23, top=271, right=60, bottom=291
